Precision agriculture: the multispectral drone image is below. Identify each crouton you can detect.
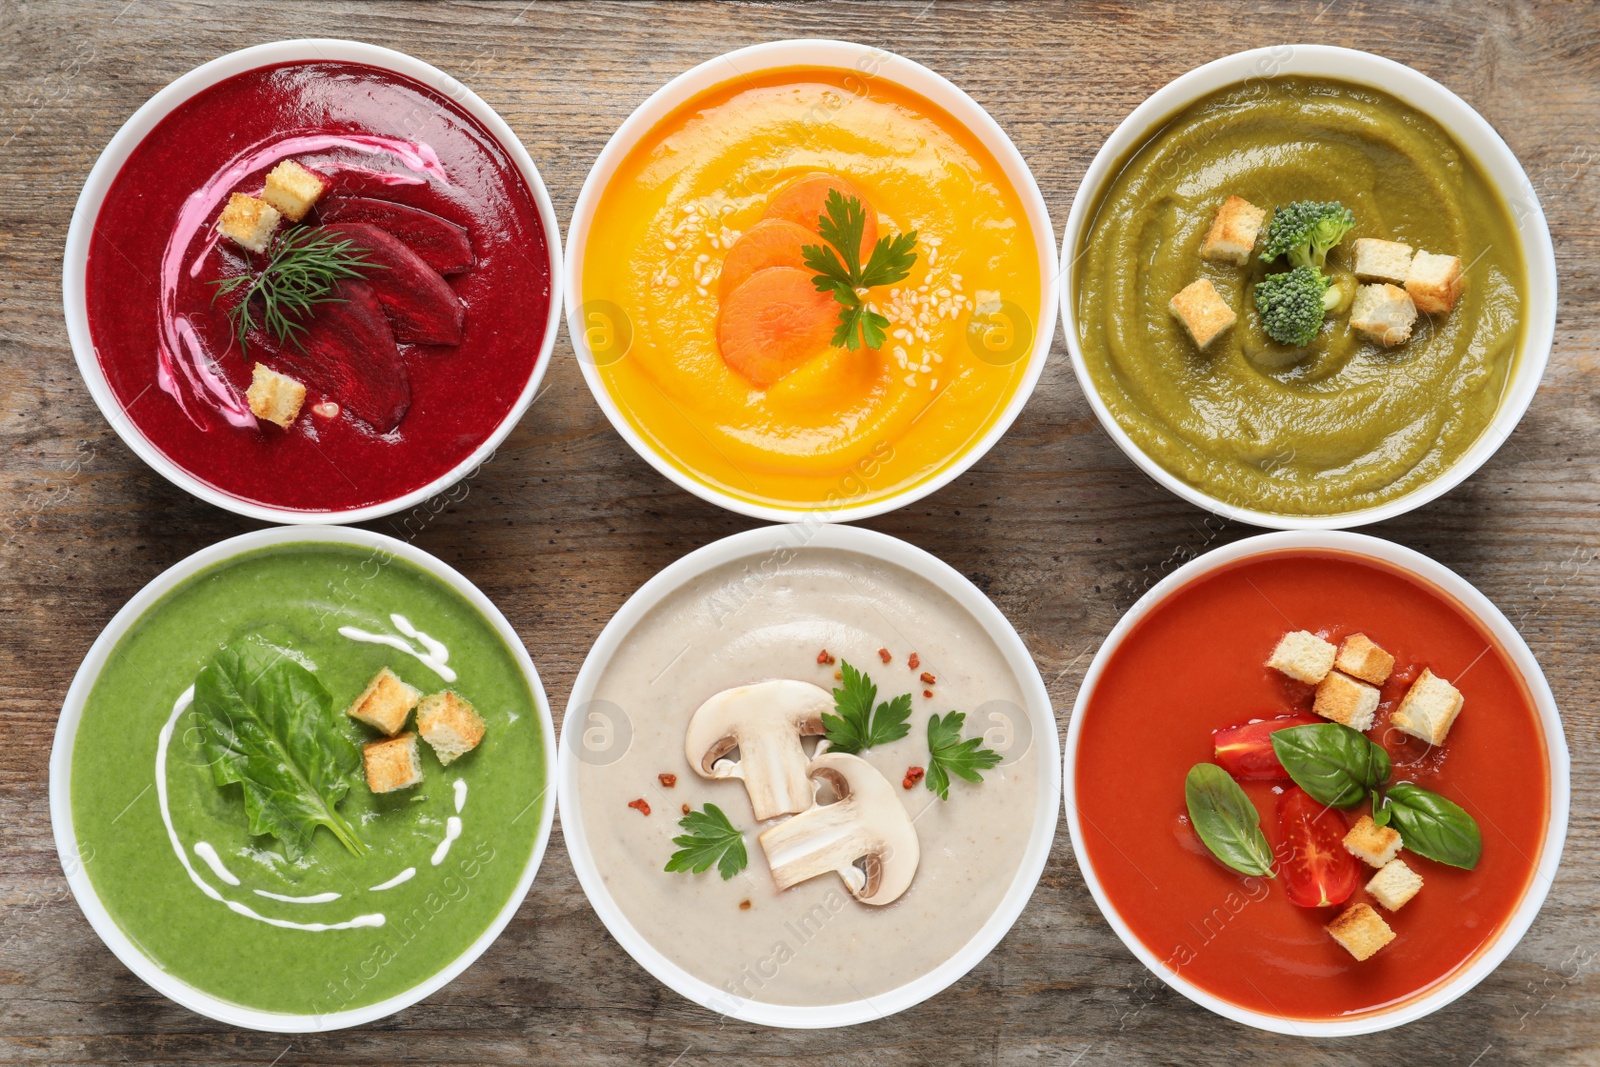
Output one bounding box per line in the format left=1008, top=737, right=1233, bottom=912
left=218, top=192, right=281, bottom=253
left=1367, top=858, right=1423, bottom=911
left=1313, top=670, right=1381, bottom=731
left=262, top=160, right=329, bottom=222
left=1266, top=630, right=1337, bottom=684
left=1200, top=196, right=1266, bottom=265
left=363, top=732, right=423, bottom=793
left=1350, top=283, right=1418, bottom=346
left=1169, top=278, right=1236, bottom=349
left=245, top=363, right=306, bottom=428
left=1335, top=633, right=1395, bottom=686
left=417, top=691, right=486, bottom=765
left=1406, top=250, right=1464, bottom=314
left=345, top=667, right=421, bottom=736
left=1326, top=902, right=1395, bottom=961
left=1343, top=814, right=1403, bottom=867
left=1391, top=668, right=1464, bottom=746
left=1351, top=238, right=1414, bottom=284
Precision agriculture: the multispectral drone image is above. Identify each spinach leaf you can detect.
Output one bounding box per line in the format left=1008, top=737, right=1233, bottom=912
left=1184, top=763, right=1276, bottom=878
left=1383, top=783, right=1482, bottom=869
left=1270, top=723, right=1390, bottom=808
left=193, top=642, right=367, bottom=859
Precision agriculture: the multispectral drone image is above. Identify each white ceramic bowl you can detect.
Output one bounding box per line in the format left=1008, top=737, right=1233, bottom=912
left=1057, top=45, right=1557, bottom=530
left=558, top=523, right=1061, bottom=1027
left=62, top=39, right=564, bottom=524
left=1062, top=530, right=1569, bottom=1035
left=48, top=526, right=560, bottom=1032
left=565, top=39, right=1058, bottom=524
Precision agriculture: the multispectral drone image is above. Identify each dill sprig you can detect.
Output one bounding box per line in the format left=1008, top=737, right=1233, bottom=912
left=210, top=226, right=384, bottom=354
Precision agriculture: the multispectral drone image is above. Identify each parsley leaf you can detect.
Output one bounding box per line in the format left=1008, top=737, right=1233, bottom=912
left=192, top=640, right=367, bottom=860
left=821, top=660, right=913, bottom=753
left=800, top=189, right=918, bottom=351
left=925, top=710, right=1003, bottom=800
left=664, top=803, right=748, bottom=879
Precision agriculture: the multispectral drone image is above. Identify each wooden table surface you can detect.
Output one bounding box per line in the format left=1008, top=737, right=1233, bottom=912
left=3, top=1, right=1597, bottom=1063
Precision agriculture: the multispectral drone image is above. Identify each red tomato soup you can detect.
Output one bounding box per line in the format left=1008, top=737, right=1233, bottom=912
left=1075, top=550, right=1549, bottom=1021
left=86, top=61, right=551, bottom=512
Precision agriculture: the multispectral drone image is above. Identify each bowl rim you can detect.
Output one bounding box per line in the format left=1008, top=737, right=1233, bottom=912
left=563, top=37, right=1058, bottom=524
left=1056, top=44, right=1558, bottom=530
left=1061, top=529, right=1570, bottom=1036
left=47, top=524, right=561, bottom=1033
left=61, top=38, right=565, bottom=525
left=556, top=522, right=1062, bottom=1027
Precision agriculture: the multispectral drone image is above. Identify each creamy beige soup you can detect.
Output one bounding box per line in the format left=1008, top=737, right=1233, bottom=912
left=574, top=547, right=1040, bottom=1007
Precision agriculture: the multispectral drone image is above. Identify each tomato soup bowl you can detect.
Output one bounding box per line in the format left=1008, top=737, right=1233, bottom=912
left=558, top=523, right=1062, bottom=1027
left=62, top=40, right=564, bottom=524
left=1062, top=530, right=1568, bottom=1035
left=565, top=39, right=1058, bottom=523
left=1057, top=46, right=1556, bottom=530
left=48, top=526, right=560, bottom=1032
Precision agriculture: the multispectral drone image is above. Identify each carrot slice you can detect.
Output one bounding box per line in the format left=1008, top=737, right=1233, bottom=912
left=716, top=266, right=839, bottom=389
left=718, top=219, right=817, bottom=301
left=763, top=173, right=878, bottom=263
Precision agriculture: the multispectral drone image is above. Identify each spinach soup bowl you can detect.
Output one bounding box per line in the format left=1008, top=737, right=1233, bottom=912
left=49, top=526, right=557, bottom=1032
left=1059, top=46, right=1556, bottom=530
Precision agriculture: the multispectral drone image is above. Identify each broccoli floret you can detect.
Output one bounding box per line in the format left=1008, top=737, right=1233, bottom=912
left=1261, top=200, right=1356, bottom=271
left=1255, top=266, right=1331, bottom=347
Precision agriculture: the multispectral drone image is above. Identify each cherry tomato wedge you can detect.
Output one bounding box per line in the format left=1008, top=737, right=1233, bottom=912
left=1276, top=787, right=1361, bottom=908
left=1212, top=713, right=1324, bottom=780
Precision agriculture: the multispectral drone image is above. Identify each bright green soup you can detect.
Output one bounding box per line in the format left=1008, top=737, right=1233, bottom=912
left=1075, top=77, right=1527, bottom=515
left=71, top=543, right=546, bottom=1017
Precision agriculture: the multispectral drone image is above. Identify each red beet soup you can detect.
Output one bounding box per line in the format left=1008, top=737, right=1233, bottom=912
left=1075, top=550, right=1549, bottom=1021
left=86, top=61, right=551, bottom=512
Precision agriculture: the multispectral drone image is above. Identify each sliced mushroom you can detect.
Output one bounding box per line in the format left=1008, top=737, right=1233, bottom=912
left=757, top=752, right=920, bottom=906
left=683, top=680, right=830, bottom=821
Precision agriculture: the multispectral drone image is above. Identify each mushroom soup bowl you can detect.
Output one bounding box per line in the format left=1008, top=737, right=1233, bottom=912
left=558, top=523, right=1060, bottom=1027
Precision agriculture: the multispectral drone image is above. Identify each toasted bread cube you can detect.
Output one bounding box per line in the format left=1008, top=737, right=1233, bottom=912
left=1367, top=858, right=1423, bottom=911
left=246, top=363, right=306, bottom=428
left=1169, top=279, right=1236, bottom=349
left=417, top=691, right=486, bottom=765
left=1326, top=902, right=1395, bottom=961
left=1351, top=238, right=1414, bottom=284
left=1313, top=670, right=1381, bottom=731
left=1350, top=283, right=1418, bottom=346
left=1335, top=633, right=1395, bottom=686
left=218, top=192, right=281, bottom=253
left=363, top=732, right=423, bottom=793
left=1266, top=630, right=1337, bottom=684
left=1406, top=250, right=1464, bottom=314
left=1391, top=668, right=1464, bottom=746
left=345, top=667, right=421, bottom=736
left=262, top=160, right=329, bottom=222
left=1200, top=196, right=1266, bottom=265
left=1343, top=814, right=1403, bottom=867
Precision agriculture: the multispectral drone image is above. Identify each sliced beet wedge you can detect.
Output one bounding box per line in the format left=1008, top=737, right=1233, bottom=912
left=319, top=197, right=474, bottom=275
left=320, top=222, right=465, bottom=345
left=270, top=280, right=411, bottom=433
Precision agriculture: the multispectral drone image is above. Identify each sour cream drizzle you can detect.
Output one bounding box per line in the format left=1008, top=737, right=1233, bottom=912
left=157, top=132, right=448, bottom=430
left=337, top=614, right=456, bottom=682
left=191, top=841, right=240, bottom=886
left=255, top=889, right=342, bottom=904
left=157, top=687, right=384, bottom=931
left=369, top=867, right=416, bottom=892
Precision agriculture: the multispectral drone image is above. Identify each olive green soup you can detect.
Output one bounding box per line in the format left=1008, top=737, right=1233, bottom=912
left=1075, top=77, right=1527, bottom=515
left=70, top=543, right=546, bottom=1016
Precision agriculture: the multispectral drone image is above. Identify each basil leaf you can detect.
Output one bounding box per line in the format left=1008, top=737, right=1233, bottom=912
left=1385, top=783, right=1482, bottom=869
left=1184, top=764, right=1276, bottom=878
left=1372, top=789, right=1392, bottom=828
left=194, top=641, right=367, bottom=860
left=1270, top=723, right=1390, bottom=808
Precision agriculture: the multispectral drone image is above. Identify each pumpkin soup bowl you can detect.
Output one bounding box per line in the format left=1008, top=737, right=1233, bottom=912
left=1063, top=530, right=1569, bottom=1035
left=566, top=39, right=1057, bottom=523
left=1058, top=46, right=1556, bottom=530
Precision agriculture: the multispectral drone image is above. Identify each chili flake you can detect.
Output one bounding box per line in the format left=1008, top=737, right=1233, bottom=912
left=681, top=803, right=691, bottom=815
left=658, top=773, right=677, bottom=788
left=878, top=647, right=892, bottom=664
left=627, top=798, right=651, bottom=816
left=923, top=689, right=933, bottom=698
left=902, top=766, right=926, bottom=790
left=817, top=649, right=835, bottom=665
left=920, top=671, right=936, bottom=685
left=739, top=899, right=752, bottom=910
left=908, top=652, right=920, bottom=670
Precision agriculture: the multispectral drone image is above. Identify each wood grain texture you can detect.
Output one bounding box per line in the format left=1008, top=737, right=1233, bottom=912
left=2, top=1, right=1597, bottom=1063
